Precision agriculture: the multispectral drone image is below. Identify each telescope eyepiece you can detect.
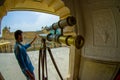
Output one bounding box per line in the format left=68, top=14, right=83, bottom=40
left=67, top=16, right=76, bottom=26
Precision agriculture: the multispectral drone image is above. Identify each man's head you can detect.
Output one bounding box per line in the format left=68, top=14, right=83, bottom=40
left=14, top=30, right=23, bottom=42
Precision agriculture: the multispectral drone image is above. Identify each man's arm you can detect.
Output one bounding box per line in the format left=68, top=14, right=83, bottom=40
left=30, top=35, right=37, bottom=45
left=24, top=35, right=37, bottom=49
left=26, top=70, right=35, bottom=80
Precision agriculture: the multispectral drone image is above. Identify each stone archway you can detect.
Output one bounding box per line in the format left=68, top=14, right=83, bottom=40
left=0, top=0, right=70, bottom=20
left=0, top=0, right=75, bottom=80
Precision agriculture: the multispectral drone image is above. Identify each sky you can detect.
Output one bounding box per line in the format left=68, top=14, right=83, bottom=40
left=0, top=11, right=59, bottom=37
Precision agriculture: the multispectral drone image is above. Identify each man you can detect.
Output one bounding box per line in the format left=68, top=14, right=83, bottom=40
left=14, top=30, right=37, bottom=80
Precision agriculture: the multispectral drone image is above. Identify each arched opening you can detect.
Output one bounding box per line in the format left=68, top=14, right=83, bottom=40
left=0, top=10, right=70, bottom=80
left=0, top=0, right=73, bottom=79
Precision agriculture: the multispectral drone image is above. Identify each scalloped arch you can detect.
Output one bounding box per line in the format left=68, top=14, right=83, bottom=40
left=0, top=0, right=70, bottom=19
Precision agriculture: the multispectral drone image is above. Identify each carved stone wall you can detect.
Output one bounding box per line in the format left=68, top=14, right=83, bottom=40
left=92, top=9, right=117, bottom=47
left=82, top=0, right=120, bottom=62
left=79, top=0, right=120, bottom=80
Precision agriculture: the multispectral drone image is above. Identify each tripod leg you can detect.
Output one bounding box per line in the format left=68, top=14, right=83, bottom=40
left=44, top=48, right=48, bottom=80
left=42, top=48, right=46, bottom=80
left=47, top=47, right=63, bottom=80
left=39, top=39, right=48, bottom=80
left=39, top=48, right=46, bottom=80
left=38, top=49, right=42, bottom=80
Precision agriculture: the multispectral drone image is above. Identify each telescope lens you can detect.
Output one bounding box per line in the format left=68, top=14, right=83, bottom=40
left=67, top=16, right=76, bottom=26
left=75, top=35, right=84, bottom=49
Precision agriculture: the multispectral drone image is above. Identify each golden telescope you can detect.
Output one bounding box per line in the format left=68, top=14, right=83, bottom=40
left=39, top=34, right=84, bottom=49
left=44, top=16, right=76, bottom=30
left=39, top=16, right=84, bottom=49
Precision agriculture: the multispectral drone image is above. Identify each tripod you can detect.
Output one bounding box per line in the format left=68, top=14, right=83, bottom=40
left=38, top=38, right=63, bottom=80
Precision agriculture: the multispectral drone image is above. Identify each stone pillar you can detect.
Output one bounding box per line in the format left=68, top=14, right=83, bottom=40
left=62, top=0, right=84, bottom=80
left=0, top=46, right=2, bottom=53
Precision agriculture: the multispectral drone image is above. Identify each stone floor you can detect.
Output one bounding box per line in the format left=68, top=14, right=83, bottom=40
left=0, top=47, right=69, bottom=80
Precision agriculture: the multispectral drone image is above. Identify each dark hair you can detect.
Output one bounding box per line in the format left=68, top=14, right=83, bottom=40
left=14, top=30, right=23, bottom=40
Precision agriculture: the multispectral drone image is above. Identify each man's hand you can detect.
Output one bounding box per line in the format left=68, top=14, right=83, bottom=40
left=26, top=70, right=35, bottom=80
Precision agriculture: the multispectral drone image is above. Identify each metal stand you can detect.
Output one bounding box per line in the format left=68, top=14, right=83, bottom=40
left=38, top=38, right=63, bottom=80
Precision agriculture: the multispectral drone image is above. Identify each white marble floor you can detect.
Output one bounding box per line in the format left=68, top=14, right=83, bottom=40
left=0, top=47, right=69, bottom=80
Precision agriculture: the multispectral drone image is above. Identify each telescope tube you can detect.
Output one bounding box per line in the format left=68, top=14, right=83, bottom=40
left=45, top=16, right=76, bottom=31
left=58, top=35, right=84, bottom=49
left=39, top=34, right=84, bottom=49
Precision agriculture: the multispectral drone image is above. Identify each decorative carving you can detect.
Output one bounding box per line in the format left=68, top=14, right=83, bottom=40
left=99, top=31, right=109, bottom=43
left=92, top=9, right=117, bottom=47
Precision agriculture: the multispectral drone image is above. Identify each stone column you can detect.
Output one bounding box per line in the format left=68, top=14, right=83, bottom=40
left=62, top=0, right=85, bottom=80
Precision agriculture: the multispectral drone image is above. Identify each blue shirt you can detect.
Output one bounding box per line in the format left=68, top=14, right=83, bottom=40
left=14, top=42, right=34, bottom=74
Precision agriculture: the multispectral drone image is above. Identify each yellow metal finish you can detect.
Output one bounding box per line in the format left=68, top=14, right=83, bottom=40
left=67, top=37, right=75, bottom=46
left=58, top=36, right=66, bottom=44
left=58, top=35, right=84, bottom=49
left=39, top=33, right=85, bottom=49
